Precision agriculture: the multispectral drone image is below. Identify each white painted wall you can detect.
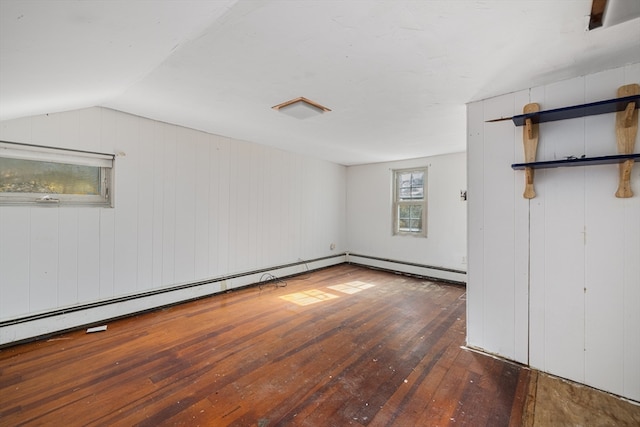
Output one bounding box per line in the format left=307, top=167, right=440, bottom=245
left=346, top=153, right=468, bottom=279
left=467, top=63, right=640, bottom=401
left=0, top=107, right=347, bottom=342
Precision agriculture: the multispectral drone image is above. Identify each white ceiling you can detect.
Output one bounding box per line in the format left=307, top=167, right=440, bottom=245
left=1, top=1, right=639, bottom=165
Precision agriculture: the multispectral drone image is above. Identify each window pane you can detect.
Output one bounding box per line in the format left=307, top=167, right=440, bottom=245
left=393, top=167, right=427, bottom=237
left=0, top=157, right=101, bottom=195
left=399, top=204, right=422, bottom=220
left=397, top=203, right=423, bottom=232
left=399, top=172, right=413, bottom=187
left=398, top=172, right=412, bottom=199
left=398, top=170, right=424, bottom=200
left=411, top=172, right=424, bottom=198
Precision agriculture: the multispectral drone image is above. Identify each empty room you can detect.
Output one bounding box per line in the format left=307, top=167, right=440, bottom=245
left=1, top=1, right=639, bottom=426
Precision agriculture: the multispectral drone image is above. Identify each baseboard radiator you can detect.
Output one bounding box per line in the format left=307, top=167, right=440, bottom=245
left=0, top=254, right=346, bottom=347
left=346, top=253, right=466, bottom=285
left=1, top=253, right=466, bottom=347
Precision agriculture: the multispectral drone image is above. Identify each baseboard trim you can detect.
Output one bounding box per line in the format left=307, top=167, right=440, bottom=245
left=0, top=253, right=467, bottom=346
left=0, top=254, right=346, bottom=346
left=346, top=253, right=466, bottom=285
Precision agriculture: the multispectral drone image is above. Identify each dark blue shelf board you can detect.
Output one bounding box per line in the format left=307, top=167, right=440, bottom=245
left=512, top=153, right=640, bottom=170
left=511, top=95, right=640, bottom=126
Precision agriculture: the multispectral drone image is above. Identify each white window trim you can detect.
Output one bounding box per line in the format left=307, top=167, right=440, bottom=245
left=392, top=166, right=427, bottom=237
left=0, top=141, right=114, bottom=207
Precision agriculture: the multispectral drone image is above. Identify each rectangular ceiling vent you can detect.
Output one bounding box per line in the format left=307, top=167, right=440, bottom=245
left=272, top=97, right=331, bottom=119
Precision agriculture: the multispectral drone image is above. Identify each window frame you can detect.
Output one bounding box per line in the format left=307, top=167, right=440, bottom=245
left=0, top=140, right=114, bottom=207
left=392, top=166, right=427, bottom=237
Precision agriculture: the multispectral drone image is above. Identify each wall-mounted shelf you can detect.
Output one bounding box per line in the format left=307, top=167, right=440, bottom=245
left=512, top=153, right=640, bottom=170
left=492, top=84, right=639, bottom=198
left=510, top=94, right=640, bottom=126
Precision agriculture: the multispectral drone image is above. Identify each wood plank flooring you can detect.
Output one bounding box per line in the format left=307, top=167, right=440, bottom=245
left=0, top=264, right=529, bottom=426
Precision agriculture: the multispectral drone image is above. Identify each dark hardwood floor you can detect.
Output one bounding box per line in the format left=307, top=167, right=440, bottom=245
left=0, top=264, right=530, bottom=426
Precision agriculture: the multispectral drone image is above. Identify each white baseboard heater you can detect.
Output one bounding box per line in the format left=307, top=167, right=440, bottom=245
left=0, top=254, right=346, bottom=347
left=346, top=253, right=466, bottom=285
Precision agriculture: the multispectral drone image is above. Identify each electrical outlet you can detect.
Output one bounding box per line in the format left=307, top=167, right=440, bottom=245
left=330, top=243, right=336, bottom=250
left=462, top=256, right=467, bottom=264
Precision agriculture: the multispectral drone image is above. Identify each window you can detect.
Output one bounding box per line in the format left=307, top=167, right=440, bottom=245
left=0, top=141, right=114, bottom=207
left=393, top=167, right=427, bottom=237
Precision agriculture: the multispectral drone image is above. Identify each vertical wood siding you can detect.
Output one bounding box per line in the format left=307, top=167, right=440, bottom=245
left=0, top=107, right=347, bottom=323
left=467, top=63, right=640, bottom=401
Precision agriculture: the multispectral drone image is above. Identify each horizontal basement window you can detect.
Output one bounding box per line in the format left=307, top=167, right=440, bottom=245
left=0, top=141, right=114, bottom=207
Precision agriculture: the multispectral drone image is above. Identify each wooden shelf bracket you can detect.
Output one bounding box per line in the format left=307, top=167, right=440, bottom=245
left=522, top=103, right=540, bottom=199
left=615, top=84, right=639, bottom=198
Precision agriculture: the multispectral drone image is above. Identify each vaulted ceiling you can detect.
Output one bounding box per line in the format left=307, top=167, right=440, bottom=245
left=1, top=1, right=639, bottom=165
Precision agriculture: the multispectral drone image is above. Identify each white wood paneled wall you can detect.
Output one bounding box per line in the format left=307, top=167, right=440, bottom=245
left=346, top=153, right=468, bottom=277
left=467, top=63, right=640, bottom=402
left=0, top=107, right=347, bottom=324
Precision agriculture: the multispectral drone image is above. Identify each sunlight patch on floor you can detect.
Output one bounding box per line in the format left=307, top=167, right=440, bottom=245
left=280, top=289, right=340, bottom=306
left=327, top=281, right=375, bottom=294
